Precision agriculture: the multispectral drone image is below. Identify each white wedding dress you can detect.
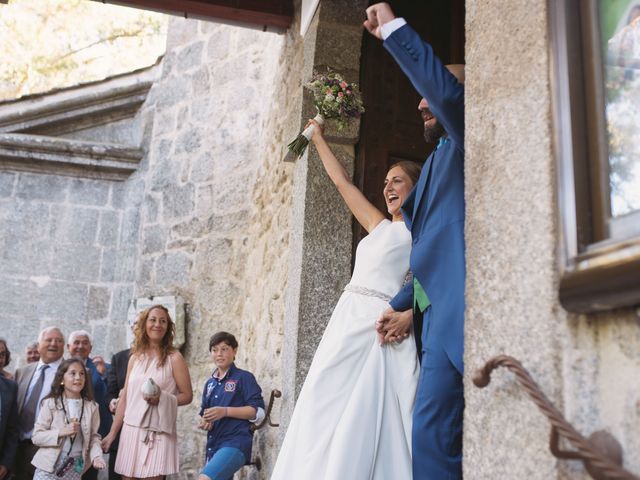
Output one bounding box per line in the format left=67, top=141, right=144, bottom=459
left=271, top=219, right=419, bottom=480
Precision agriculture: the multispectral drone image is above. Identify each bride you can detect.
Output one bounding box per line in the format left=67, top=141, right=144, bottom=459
left=271, top=119, right=420, bottom=479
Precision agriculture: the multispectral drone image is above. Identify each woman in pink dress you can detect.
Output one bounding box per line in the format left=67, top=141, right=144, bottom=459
left=101, top=305, right=193, bottom=479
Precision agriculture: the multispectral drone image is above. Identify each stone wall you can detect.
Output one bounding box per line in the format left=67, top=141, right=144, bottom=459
left=0, top=169, right=142, bottom=365
left=464, top=0, right=640, bottom=478
left=0, top=67, right=155, bottom=365
left=128, top=15, right=298, bottom=477
left=128, top=2, right=368, bottom=476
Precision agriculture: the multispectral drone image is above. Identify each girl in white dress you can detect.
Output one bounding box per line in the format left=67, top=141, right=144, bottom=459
left=271, top=120, right=421, bottom=479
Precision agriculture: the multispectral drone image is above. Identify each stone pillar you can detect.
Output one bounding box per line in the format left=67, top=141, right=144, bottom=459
left=463, top=0, right=565, bottom=477
left=281, top=0, right=368, bottom=431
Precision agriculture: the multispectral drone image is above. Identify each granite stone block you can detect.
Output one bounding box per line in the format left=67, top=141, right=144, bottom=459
left=177, top=41, right=204, bottom=72
left=142, top=224, right=168, bottom=254
left=174, top=129, right=202, bottom=155
left=88, top=285, right=111, bottom=319
left=119, top=209, right=141, bottom=246
left=0, top=277, right=37, bottom=317
left=90, top=324, right=111, bottom=357
left=153, top=108, right=178, bottom=137
left=191, top=66, right=211, bottom=98
left=171, top=217, right=208, bottom=239
left=0, top=239, right=52, bottom=276
left=100, top=248, right=117, bottom=283
left=0, top=171, right=16, bottom=197
left=155, top=76, right=190, bottom=111
left=51, top=244, right=101, bottom=282
left=16, top=173, right=68, bottom=202
left=110, top=182, right=127, bottom=209
left=143, top=194, right=159, bottom=223
left=194, top=237, right=233, bottom=280
left=110, top=284, right=134, bottom=326
left=37, top=280, right=88, bottom=323
left=155, top=251, right=192, bottom=288
left=162, top=183, right=195, bottom=220
left=4, top=201, right=50, bottom=238
left=206, top=33, right=230, bottom=62
left=68, top=178, right=110, bottom=206
left=51, top=206, right=99, bottom=245
left=98, top=211, right=121, bottom=247
left=190, top=153, right=216, bottom=185
left=114, top=249, right=137, bottom=283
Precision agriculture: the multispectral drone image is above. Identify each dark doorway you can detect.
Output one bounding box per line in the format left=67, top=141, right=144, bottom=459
left=354, top=0, right=465, bottom=252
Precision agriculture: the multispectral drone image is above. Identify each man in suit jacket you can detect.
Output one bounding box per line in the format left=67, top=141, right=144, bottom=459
left=106, top=347, right=130, bottom=480
left=67, top=330, right=112, bottom=480
left=0, top=375, right=19, bottom=479
left=15, top=326, right=65, bottom=480
left=366, top=4, right=466, bottom=479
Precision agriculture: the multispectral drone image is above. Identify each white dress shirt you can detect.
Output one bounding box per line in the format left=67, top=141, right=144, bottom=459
left=21, top=357, right=62, bottom=440
left=380, top=17, right=407, bottom=40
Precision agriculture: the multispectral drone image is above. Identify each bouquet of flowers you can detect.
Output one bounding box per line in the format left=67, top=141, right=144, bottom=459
left=287, top=71, right=365, bottom=158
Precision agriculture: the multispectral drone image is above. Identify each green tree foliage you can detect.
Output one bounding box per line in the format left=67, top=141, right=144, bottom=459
left=0, top=0, right=168, bottom=100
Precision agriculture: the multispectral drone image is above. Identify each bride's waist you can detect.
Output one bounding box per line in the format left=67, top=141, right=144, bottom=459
left=343, top=284, right=393, bottom=302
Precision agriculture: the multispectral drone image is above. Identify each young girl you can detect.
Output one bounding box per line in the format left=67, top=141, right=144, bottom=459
left=31, top=358, right=106, bottom=479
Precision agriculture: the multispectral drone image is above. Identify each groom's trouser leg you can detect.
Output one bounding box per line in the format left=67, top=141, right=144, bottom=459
left=412, top=312, right=464, bottom=479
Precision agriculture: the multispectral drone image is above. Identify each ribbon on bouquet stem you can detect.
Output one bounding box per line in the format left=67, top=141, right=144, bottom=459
left=287, top=113, right=325, bottom=158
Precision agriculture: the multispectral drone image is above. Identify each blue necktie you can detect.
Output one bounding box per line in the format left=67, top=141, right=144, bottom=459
left=20, top=364, right=49, bottom=434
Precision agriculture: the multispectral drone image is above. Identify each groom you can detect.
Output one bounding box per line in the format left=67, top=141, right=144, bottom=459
left=366, top=4, right=466, bottom=479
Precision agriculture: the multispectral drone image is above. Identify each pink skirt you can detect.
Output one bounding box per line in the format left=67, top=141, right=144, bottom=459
left=115, top=424, right=179, bottom=476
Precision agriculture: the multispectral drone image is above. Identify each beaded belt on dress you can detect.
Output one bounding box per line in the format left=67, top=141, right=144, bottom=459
left=343, top=284, right=392, bottom=302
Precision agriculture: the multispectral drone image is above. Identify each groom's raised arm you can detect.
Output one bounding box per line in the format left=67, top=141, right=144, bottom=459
left=366, top=3, right=464, bottom=149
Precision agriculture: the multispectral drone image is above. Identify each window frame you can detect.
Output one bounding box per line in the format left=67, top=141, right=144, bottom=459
left=550, top=0, right=640, bottom=313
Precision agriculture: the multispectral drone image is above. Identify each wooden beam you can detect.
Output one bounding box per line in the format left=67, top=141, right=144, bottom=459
left=97, top=0, right=293, bottom=29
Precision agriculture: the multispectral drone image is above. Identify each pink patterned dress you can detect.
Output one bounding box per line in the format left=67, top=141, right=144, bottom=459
left=115, top=353, right=179, bottom=476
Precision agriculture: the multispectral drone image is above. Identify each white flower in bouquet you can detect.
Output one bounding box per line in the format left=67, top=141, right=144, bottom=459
left=287, top=71, right=365, bottom=158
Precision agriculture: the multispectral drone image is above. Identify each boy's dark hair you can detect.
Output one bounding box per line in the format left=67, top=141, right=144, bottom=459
left=209, top=331, right=238, bottom=351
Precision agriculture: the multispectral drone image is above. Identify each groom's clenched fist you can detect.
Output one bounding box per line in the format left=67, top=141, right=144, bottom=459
left=364, top=3, right=397, bottom=39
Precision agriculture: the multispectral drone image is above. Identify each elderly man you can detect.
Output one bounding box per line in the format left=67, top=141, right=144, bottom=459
left=24, top=342, right=40, bottom=364
left=14, top=326, right=65, bottom=480
left=67, top=330, right=112, bottom=480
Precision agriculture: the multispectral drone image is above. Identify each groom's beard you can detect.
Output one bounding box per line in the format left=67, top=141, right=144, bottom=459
left=423, top=119, right=446, bottom=144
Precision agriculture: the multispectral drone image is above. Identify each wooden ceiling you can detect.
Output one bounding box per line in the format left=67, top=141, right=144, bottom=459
left=95, top=0, right=293, bottom=29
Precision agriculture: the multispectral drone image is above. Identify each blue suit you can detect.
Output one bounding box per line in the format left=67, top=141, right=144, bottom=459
left=86, top=357, right=113, bottom=437
left=0, top=376, right=19, bottom=472
left=386, top=24, right=465, bottom=479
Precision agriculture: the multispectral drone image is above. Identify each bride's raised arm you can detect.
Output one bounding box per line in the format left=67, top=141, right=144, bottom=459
left=307, top=119, right=385, bottom=233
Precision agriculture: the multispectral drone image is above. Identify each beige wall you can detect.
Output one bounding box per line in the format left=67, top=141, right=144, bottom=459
left=464, top=0, right=640, bottom=478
